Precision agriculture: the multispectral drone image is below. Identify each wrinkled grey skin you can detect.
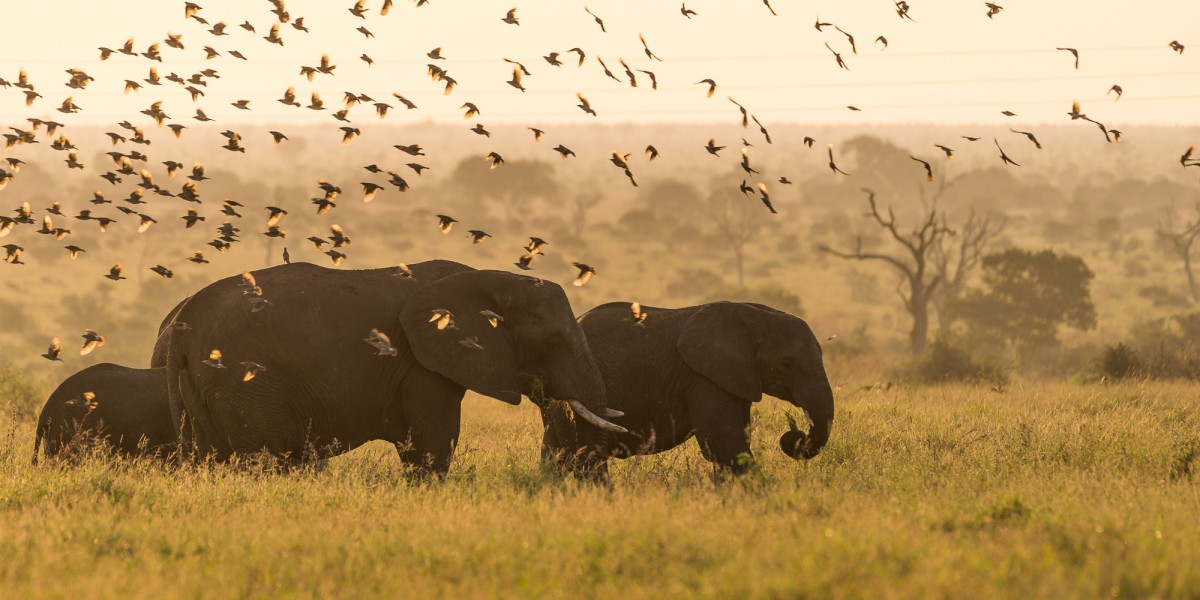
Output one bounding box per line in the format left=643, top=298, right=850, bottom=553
left=540, top=301, right=834, bottom=480
left=33, top=364, right=175, bottom=463
left=164, top=259, right=617, bottom=476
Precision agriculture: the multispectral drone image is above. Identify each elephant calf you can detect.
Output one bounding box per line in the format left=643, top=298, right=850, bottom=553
left=540, top=301, right=835, bottom=479
left=33, top=364, right=175, bottom=463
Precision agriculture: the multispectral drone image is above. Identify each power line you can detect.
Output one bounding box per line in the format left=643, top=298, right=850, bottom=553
left=8, top=43, right=1191, bottom=66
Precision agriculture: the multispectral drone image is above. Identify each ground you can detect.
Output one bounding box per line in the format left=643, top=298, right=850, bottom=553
left=2, top=381, right=1197, bottom=598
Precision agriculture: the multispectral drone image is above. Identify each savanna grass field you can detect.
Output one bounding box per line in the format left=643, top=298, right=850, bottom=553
left=4, top=0, right=1200, bottom=597
left=2, top=381, right=1199, bottom=598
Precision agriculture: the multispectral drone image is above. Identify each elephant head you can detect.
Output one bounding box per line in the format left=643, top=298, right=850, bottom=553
left=399, top=269, right=624, bottom=433
left=677, top=302, right=834, bottom=460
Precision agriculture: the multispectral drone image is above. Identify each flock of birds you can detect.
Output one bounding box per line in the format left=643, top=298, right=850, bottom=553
left=1, top=0, right=1198, bottom=380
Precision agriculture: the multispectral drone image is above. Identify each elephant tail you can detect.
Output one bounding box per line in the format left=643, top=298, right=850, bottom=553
left=31, top=416, right=47, bottom=465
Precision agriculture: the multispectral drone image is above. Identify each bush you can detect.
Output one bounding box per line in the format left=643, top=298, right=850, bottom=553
left=1095, top=343, right=1142, bottom=380
left=907, top=337, right=1009, bottom=386
left=1094, top=312, right=1200, bottom=381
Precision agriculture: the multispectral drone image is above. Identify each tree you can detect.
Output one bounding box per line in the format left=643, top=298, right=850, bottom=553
left=949, top=248, right=1097, bottom=359
left=707, top=184, right=763, bottom=288
left=819, top=188, right=953, bottom=355
left=931, top=209, right=1005, bottom=326
left=1156, top=203, right=1200, bottom=303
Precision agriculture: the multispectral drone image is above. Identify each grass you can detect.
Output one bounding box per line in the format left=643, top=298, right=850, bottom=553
left=2, top=381, right=1198, bottom=599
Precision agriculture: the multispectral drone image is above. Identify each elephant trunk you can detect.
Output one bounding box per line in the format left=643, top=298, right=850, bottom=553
left=779, top=375, right=834, bottom=460
left=547, top=339, right=625, bottom=434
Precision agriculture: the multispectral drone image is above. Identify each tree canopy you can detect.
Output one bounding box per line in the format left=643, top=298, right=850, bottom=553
left=950, top=248, right=1097, bottom=355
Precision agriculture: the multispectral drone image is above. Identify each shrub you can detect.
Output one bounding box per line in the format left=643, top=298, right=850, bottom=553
left=907, top=337, right=1009, bottom=386
left=1095, top=343, right=1142, bottom=380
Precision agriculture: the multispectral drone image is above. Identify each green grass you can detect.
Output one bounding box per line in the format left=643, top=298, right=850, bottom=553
left=2, top=382, right=1198, bottom=599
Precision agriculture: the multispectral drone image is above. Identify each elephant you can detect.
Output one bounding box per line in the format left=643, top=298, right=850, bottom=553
left=150, top=297, right=188, bottom=368
left=32, top=363, right=175, bottom=463
left=539, top=301, right=834, bottom=479
left=164, top=259, right=624, bottom=475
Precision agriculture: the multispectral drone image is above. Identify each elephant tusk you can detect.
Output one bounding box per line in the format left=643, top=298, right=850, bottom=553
left=568, top=399, right=628, bottom=433
left=604, top=408, right=624, bottom=418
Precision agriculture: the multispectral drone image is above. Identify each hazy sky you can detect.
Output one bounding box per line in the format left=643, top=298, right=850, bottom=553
left=0, top=0, right=1198, bottom=126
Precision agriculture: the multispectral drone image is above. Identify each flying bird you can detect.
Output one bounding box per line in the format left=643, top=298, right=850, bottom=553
left=105, top=264, right=126, bottom=281
left=1056, top=47, right=1079, bottom=70
left=436, top=214, right=458, bottom=234
left=202, top=349, right=225, bottom=369
left=365, top=329, right=399, bottom=357
left=757, top=183, right=777, bottom=214
left=480, top=310, right=504, bottom=328
left=910, top=156, right=933, bottom=182
left=630, top=302, right=647, bottom=326
left=42, top=338, right=63, bottom=361
left=80, top=330, right=105, bottom=356
left=825, top=42, right=850, bottom=70
left=429, top=309, right=455, bottom=331
left=576, top=93, right=596, bottom=116
left=994, top=138, right=1020, bottom=166
left=572, top=262, right=596, bottom=286
left=1010, top=128, right=1042, bottom=149
left=584, top=7, right=605, bottom=32
left=828, top=145, right=850, bottom=175
left=240, top=362, right=267, bottom=382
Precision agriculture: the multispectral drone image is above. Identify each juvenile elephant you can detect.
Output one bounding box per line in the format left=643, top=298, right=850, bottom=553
left=33, top=364, right=175, bottom=463
left=540, top=301, right=834, bottom=479
left=165, top=259, right=623, bottom=475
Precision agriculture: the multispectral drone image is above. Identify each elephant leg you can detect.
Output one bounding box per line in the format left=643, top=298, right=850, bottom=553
left=686, top=378, right=754, bottom=475
left=538, top=399, right=609, bottom=482
left=393, top=370, right=465, bottom=477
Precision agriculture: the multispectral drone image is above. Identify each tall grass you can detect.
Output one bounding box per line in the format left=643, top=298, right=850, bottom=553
left=1, top=382, right=1197, bottom=598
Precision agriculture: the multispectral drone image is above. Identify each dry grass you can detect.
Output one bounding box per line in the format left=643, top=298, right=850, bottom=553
left=2, top=381, right=1198, bottom=599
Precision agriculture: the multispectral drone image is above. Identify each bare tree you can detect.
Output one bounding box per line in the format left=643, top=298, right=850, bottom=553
left=1156, top=202, right=1200, bottom=303
left=819, top=188, right=953, bottom=355
left=708, top=187, right=763, bottom=289
left=931, top=210, right=1005, bottom=326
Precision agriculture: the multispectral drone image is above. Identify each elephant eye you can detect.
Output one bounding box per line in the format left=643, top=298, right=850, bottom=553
left=780, top=357, right=795, bottom=368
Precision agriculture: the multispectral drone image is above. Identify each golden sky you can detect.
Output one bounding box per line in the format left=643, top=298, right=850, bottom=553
left=0, top=0, right=1197, bottom=125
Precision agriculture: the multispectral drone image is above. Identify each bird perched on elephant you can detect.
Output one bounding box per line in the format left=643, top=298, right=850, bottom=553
left=33, top=364, right=175, bottom=463
left=164, top=259, right=623, bottom=475
left=539, top=301, right=834, bottom=480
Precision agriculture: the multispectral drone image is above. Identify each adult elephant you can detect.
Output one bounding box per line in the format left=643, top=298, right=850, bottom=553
left=540, top=301, right=834, bottom=479
left=33, top=364, right=175, bottom=463
left=150, top=297, right=188, bottom=368
left=165, top=259, right=623, bottom=474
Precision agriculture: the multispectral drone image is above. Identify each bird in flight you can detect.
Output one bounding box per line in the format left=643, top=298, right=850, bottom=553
left=1056, top=47, right=1079, bottom=70
left=828, top=145, right=850, bottom=175
left=910, top=156, right=933, bottom=182
left=994, top=138, right=1021, bottom=166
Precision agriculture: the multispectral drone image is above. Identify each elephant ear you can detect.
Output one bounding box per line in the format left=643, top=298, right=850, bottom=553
left=398, top=271, right=522, bottom=405
left=677, top=302, right=762, bottom=403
